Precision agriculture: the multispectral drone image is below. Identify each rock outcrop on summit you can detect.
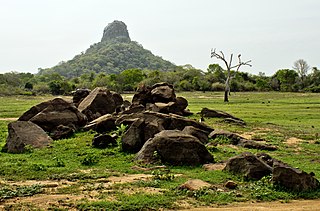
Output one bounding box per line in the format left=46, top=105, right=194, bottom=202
left=101, top=20, right=131, bottom=42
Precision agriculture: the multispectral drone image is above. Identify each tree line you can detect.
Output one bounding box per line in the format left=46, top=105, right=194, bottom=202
left=1, top=59, right=319, bottom=96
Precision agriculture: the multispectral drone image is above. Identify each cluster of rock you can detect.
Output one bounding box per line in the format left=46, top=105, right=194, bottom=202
left=3, top=82, right=319, bottom=192
left=4, top=83, right=209, bottom=167
left=224, top=152, right=319, bottom=192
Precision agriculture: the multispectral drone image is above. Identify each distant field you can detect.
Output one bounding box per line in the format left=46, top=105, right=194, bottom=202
left=0, top=92, right=319, bottom=210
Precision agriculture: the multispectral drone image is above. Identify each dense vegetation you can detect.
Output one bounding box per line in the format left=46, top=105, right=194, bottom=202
left=1, top=63, right=320, bottom=96
left=38, top=39, right=176, bottom=78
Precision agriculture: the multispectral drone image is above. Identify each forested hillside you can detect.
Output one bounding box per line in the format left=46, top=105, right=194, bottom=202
left=39, top=21, right=176, bottom=77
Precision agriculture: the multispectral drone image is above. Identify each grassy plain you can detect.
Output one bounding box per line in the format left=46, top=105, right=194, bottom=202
left=0, top=92, right=319, bottom=210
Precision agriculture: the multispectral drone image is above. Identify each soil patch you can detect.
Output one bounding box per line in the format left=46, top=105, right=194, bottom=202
left=182, top=199, right=320, bottom=211
left=285, top=137, right=304, bottom=146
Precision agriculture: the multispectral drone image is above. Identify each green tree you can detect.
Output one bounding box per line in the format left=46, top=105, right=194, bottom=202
left=274, top=69, right=299, bottom=92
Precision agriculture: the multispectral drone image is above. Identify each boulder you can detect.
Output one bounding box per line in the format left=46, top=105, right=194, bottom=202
left=199, top=107, right=244, bottom=122
left=224, top=180, right=238, bottom=189
left=92, top=134, right=117, bottom=149
left=272, top=162, right=320, bottom=192
left=19, top=98, right=87, bottom=133
left=121, top=118, right=145, bottom=153
left=182, top=126, right=209, bottom=144
left=78, top=87, right=117, bottom=121
left=136, top=130, right=214, bottom=166
left=72, top=88, right=90, bottom=107
left=209, top=130, right=277, bottom=151
left=175, top=97, right=188, bottom=111
left=84, top=114, right=117, bottom=133
left=179, top=179, right=212, bottom=191
left=111, top=91, right=124, bottom=108
left=224, top=152, right=272, bottom=180
left=131, top=83, right=189, bottom=116
left=50, top=124, right=75, bottom=140
left=3, top=121, right=53, bottom=153
left=151, top=83, right=176, bottom=103
left=116, top=111, right=214, bottom=135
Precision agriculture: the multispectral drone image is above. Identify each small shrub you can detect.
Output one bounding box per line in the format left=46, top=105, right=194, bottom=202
left=31, top=164, right=47, bottom=171
left=152, top=170, right=175, bottom=181
left=81, top=154, right=98, bottom=166
left=53, top=157, right=66, bottom=167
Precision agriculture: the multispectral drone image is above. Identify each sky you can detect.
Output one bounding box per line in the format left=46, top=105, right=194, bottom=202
left=0, top=0, right=319, bottom=76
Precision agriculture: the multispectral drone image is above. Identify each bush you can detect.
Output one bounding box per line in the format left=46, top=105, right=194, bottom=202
left=211, top=82, right=225, bottom=91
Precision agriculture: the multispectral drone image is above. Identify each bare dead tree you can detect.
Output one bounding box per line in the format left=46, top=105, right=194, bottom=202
left=211, top=49, right=252, bottom=102
left=293, top=59, right=310, bottom=88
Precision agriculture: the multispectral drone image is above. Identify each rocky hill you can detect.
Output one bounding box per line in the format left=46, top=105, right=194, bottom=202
left=39, top=20, right=176, bottom=78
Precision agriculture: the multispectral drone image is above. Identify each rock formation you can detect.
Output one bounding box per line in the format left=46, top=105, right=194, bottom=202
left=101, top=20, right=131, bottom=43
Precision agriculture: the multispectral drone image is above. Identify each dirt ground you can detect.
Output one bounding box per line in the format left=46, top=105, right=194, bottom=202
left=184, top=199, right=320, bottom=211
left=0, top=173, right=319, bottom=210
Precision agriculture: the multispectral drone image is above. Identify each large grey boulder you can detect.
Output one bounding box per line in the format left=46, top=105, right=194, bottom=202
left=78, top=87, right=120, bottom=121
left=19, top=98, right=87, bottom=133
left=224, top=152, right=272, bottom=180
left=84, top=114, right=117, bottom=133
left=272, top=162, right=319, bottom=192
left=121, top=118, right=145, bottom=153
left=209, top=130, right=277, bottom=151
left=72, top=88, right=90, bottom=107
left=116, top=111, right=213, bottom=134
left=3, top=121, right=53, bottom=153
left=136, top=130, right=214, bottom=166
left=151, top=82, right=176, bottom=103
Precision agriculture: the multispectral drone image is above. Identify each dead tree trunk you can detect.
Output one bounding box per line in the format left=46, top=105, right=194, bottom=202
left=210, top=49, right=251, bottom=102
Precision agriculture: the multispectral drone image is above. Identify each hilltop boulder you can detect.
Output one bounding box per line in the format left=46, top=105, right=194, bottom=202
left=101, top=20, right=131, bottom=42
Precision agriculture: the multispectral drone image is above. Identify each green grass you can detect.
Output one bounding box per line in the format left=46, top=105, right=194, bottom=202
left=0, top=92, right=319, bottom=209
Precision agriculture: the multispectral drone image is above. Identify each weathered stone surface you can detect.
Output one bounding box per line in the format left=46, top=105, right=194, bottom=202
left=92, top=134, right=117, bottom=149
left=72, top=88, right=90, bottom=107
left=209, top=129, right=242, bottom=145
left=136, top=130, right=214, bottom=166
left=272, top=162, right=320, bottom=192
left=238, top=139, right=277, bottom=151
left=131, top=83, right=189, bottom=116
left=116, top=111, right=213, bottom=135
left=143, top=119, right=165, bottom=143
left=121, top=118, right=145, bottom=153
left=78, top=87, right=117, bottom=121
left=209, top=130, right=277, bottom=151
left=101, top=20, right=131, bottom=42
left=225, top=180, right=238, bottom=189
left=175, top=97, right=188, bottom=111
left=4, top=121, right=53, bottom=153
left=222, top=117, right=246, bottom=126
left=111, top=91, right=124, bottom=108
left=179, top=179, right=212, bottom=191
left=84, top=114, right=117, bottom=133
left=224, top=152, right=272, bottom=180
left=182, top=126, right=209, bottom=144
left=18, top=101, right=51, bottom=121
left=199, top=107, right=244, bottom=122
left=151, top=84, right=176, bottom=103
left=20, top=98, right=87, bottom=133
left=50, top=124, right=75, bottom=140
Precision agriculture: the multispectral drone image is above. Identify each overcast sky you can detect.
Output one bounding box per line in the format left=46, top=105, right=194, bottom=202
left=1, top=0, right=319, bottom=75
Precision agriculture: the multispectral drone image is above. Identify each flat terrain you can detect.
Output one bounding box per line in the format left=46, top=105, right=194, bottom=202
left=0, top=92, right=319, bottom=210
